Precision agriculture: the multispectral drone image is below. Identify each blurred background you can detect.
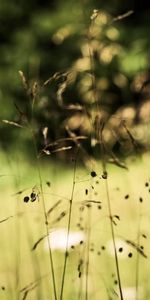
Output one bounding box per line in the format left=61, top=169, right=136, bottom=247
left=0, top=0, right=150, bottom=159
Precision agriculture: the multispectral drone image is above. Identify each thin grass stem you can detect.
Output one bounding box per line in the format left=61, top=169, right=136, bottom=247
left=85, top=205, right=92, bottom=300
left=60, top=150, right=78, bottom=300
left=105, top=178, right=124, bottom=300
left=30, top=128, right=57, bottom=300
left=135, top=204, right=142, bottom=300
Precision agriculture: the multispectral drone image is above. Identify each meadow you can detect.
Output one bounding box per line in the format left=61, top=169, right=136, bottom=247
left=0, top=148, right=150, bottom=300
left=0, top=5, right=150, bottom=300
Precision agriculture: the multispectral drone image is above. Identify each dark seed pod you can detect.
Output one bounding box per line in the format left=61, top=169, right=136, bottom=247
left=90, top=171, right=97, bottom=177
left=85, top=189, right=88, bottom=195
left=86, top=204, right=91, bottom=208
left=102, top=171, right=107, bottom=179
left=128, top=252, right=133, bottom=258
left=101, top=245, right=105, bottom=250
left=30, top=192, right=37, bottom=202
left=90, top=248, right=94, bottom=252
left=97, top=205, right=102, bottom=210
left=80, top=240, right=84, bottom=245
left=118, top=247, right=123, bottom=252
left=23, top=196, right=29, bottom=203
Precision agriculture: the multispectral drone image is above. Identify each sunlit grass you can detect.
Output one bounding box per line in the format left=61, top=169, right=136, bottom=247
left=0, top=151, right=150, bottom=299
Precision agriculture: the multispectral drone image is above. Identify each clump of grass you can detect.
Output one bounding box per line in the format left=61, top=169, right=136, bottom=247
left=12, top=70, right=58, bottom=300
left=1, top=7, right=150, bottom=300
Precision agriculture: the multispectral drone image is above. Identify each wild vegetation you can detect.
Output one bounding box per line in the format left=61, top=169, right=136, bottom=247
left=0, top=2, right=150, bottom=300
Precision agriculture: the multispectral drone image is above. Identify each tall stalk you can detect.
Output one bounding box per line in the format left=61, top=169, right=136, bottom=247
left=135, top=204, right=142, bottom=300
left=18, top=71, right=58, bottom=300
left=60, top=150, right=78, bottom=300
left=86, top=9, right=124, bottom=300
left=14, top=160, right=21, bottom=300
left=105, top=177, right=124, bottom=300
left=99, top=124, right=123, bottom=300
left=85, top=203, right=92, bottom=300
left=30, top=127, right=58, bottom=300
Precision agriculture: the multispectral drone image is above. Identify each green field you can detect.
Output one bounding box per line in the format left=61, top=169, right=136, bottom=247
left=0, top=150, right=150, bottom=300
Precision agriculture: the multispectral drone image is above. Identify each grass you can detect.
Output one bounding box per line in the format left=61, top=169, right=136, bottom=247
left=0, top=149, right=150, bottom=300
left=0, top=9, right=149, bottom=300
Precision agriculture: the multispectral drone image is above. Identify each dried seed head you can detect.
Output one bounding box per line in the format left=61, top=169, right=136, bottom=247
left=18, top=70, right=28, bottom=90
left=90, top=9, right=99, bottom=20
left=32, top=81, right=38, bottom=98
